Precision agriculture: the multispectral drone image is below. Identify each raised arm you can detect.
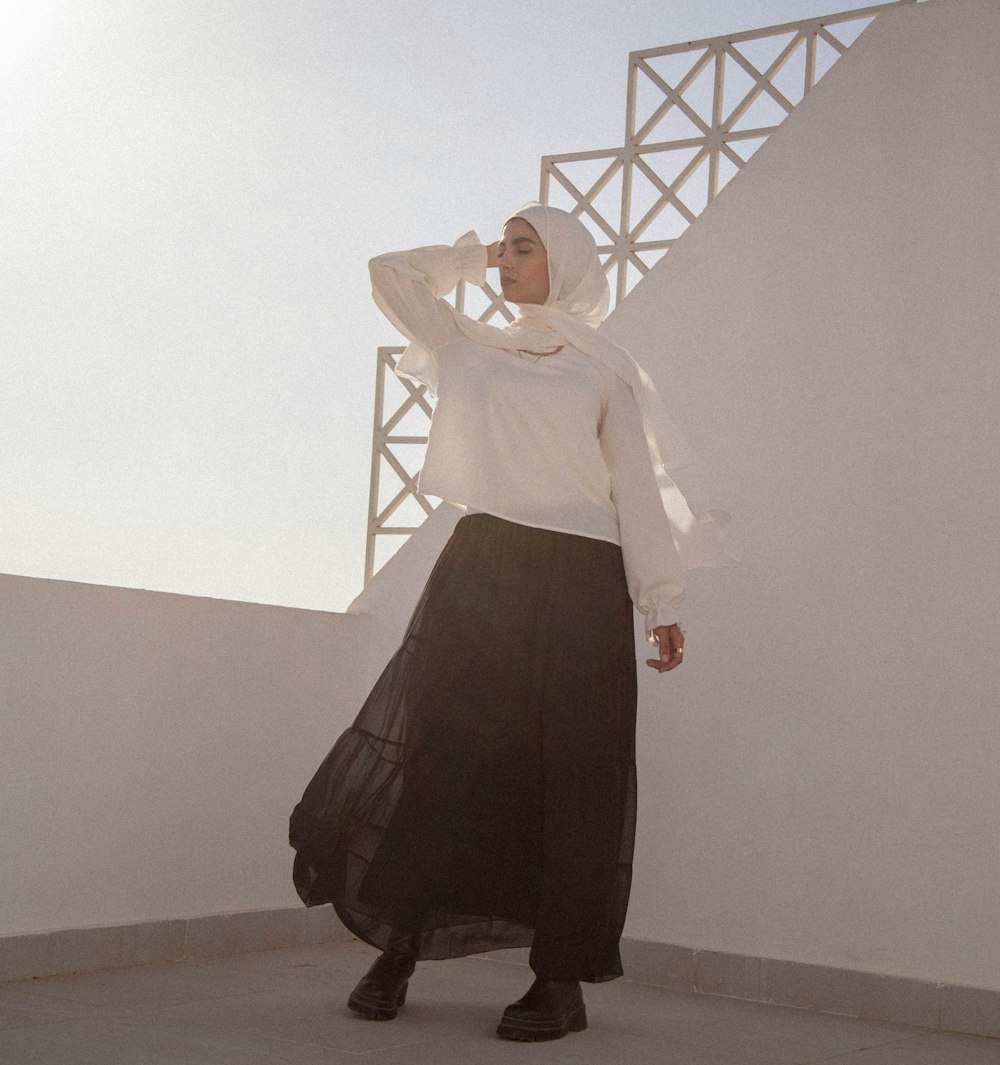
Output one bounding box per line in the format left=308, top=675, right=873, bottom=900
left=368, top=233, right=488, bottom=354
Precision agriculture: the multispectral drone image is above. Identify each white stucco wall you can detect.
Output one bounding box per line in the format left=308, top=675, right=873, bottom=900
left=604, top=0, right=1000, bottom=989
left=0, top=574, right=380, bottom=936
left=350, top=0, right=1000, bottom=991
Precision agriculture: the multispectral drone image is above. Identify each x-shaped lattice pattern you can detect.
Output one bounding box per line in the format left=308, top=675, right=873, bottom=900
left=365, top=0, right=916, bottom=585
left=541, top=0, right=917, bottom=304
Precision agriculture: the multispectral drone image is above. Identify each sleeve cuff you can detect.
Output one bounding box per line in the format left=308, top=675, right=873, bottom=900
left=452, top=231, right=488, bottom=288
left=644, top=603, right=682, bottom=644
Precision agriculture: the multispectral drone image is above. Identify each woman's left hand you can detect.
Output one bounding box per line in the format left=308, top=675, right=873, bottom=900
left=646, top=624, right=684, bottom=673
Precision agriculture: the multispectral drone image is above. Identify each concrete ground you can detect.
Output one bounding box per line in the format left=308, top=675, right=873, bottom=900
left=2, top=938, right=999, bottom=1064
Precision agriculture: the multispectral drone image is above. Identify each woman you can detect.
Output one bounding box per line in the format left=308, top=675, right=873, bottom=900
left=289, top=203, right=732, bottom=1042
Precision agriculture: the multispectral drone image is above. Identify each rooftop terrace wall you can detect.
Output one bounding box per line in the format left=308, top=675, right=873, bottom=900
left=1, top=573, right=379, bottom=937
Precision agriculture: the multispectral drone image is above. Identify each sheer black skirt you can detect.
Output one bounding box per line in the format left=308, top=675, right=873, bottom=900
left=289, top=513, right=638, bottom=982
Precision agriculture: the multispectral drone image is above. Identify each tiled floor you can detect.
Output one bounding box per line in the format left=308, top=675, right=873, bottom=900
left=2, top=938, right=999, bottom=1064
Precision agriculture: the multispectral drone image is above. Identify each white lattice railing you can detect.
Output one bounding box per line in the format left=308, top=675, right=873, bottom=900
left=364, top=0, right=918, bottom=586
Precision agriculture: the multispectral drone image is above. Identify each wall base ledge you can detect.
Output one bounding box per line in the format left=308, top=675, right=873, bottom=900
left=0, top=906, right=350, bottom=985
left=615, top=938, right=1000, bottom=1041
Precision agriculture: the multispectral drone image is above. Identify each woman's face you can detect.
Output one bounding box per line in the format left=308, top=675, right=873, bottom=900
left=497, top=217, right=550, bottom=305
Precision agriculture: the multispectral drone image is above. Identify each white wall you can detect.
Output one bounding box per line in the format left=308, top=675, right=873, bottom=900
left=347, top=503, right=464, bottom=642
left=605, top=0, right=1000, bottom=989
left=350, top=0, right=1000, bottom=991
left=0, top=574, right=380, bottom=936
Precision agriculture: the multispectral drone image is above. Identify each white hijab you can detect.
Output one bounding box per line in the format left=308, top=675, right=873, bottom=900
left=402, top=202, right=735, bottom=571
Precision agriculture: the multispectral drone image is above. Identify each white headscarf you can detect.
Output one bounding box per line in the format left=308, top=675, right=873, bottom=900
left=403, top=202, right=735, bottom=571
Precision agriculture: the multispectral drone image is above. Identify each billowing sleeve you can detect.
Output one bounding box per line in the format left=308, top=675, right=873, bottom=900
left=599, top=374, right=685, bottom=642
left=368, top=232, right=487, bottom=354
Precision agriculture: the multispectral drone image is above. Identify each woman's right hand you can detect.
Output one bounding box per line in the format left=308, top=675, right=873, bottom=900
left=645, top=624, right=685, bottom=673
left=486, top=241, right=501, bottom=269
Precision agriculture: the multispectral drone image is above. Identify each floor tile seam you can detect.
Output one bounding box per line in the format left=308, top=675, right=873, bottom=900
left=15, top=1001, right=369, bottom=1061
left=342, top=1033, right=481, bottom=1058
left=617, top=976, right=946, bottom=1033
left=217, top=1023, right=477, bottom=1061
left=112, top=989, right=298, bottom=1016
left=1, top=952, right=336, bottom=995
left=0, top=1008, right=182, bottom=1039
left=89, top=998, right=477, bottom=1058
left=0, top=1014, right=100, bottom=1035
left=936, top=1027, right=1000, bottom=1042
left=790, top=1030, right=937, bottom=1064
left=176, top=962, right=356, bottom=986
left=2, top=982, right=267, bottom=1015
left=0, top=987, right=97, bottom=1006
left=0, top=1010, right=377, bottom=1064
left=115, top=977, right=387, bottom=1015
left=472, top=955, right=531, bottom=969
left=571, top=990, right=941, bottom=1061
left=181, top=956, right=364, bottom=978
left=769, top=998, right=938, bottom=1035
left=0, top=952, right=199, bottom=989
left=119, top=1019, right=378, bottom=1061
left=573, top=1007, right=930, bottom=1062
left=0, top=983, right=133, bottom=1008
left=615, top=977, right=838, bottom=1014
left=0, top=943, right=333, bottom=990
left=178, top=949, right=368, bottom=975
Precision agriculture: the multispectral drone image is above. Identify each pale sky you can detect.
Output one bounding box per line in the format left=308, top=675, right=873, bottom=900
left=1, top=0, right=877, bottom=613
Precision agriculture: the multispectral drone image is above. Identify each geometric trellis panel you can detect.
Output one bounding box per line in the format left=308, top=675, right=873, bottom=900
left=541, top=0, right=917, bottom=306
left=364, top=345, right=434, bottom=587
left=366, top=0, right=917, bottom=585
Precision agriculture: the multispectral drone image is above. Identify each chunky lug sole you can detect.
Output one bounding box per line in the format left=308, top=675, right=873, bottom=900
left=496, top=1000, right=588, bottom=1042
left=347, top=980, right=408, bottom=1021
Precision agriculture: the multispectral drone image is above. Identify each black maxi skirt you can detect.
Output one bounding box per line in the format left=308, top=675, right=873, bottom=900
left=289, top=513, right=638, bottom=983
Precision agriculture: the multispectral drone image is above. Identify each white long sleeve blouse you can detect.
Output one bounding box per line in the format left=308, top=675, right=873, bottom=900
left=369, top=240, right=685, bottom=640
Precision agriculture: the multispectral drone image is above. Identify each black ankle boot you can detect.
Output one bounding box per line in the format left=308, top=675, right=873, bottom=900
left=496, top=976, right=587, bottom=1041
left=347, top=934, right=419, bottom=1021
